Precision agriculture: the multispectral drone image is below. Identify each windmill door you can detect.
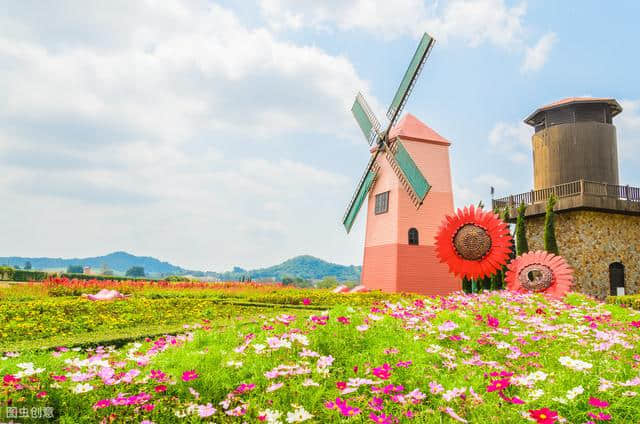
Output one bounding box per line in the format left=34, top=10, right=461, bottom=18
left=609, top=262, right=625, bottom=296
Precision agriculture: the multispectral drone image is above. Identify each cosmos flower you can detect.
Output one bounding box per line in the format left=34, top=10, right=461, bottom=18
left=529, top=408, right=558, bottom=424
left=588, top=397, right=610, bottom=408
left=181, top=370, right=199, bottom=382
left=487, top=378, right=511, bottom=392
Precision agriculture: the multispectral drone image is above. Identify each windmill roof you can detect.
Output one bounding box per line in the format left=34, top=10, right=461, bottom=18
left=388, top=113, right=450, bottom=145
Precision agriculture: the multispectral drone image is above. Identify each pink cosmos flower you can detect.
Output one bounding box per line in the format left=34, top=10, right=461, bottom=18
left=93, top=399, right=111, bottom=410
left=587, top=412, right=611, bottom=421
left=150, top=369, right=167, bottom=381
left=302, top=298, right=311, bottom=305
left=181, top=370, right=198, bottom=382
left=52, top=375, right=67, bottom=382
left=198, top=403, right=217, bottom=417
left=589, top=397, right=610, bottom=408
left=154, top=385, right=167, bottom=393
left=529, top=408, right=558, bottom=424
left=487, top=378, right=511, bottom=392
left=369, top=412, right=397, bottom=424
left=444, top=407, right=468, bottom=423
left=487, top=315, right=499, bottom=328
left=142, top=404, right=155, bottom=412
left=36, top=391, right=47, bottom=398
left=266, top=382, right=283, bottom=392
left=630, top=321, right=640, bottom=328
left=426, top=381, right=442, bottom=394
left=337, top=316, right=351, bottom=324
left=372, top=364, right=392, bottom=380
left=234, top=383, right=255, bottom=394
left=3, top=375, right=19, bottom=384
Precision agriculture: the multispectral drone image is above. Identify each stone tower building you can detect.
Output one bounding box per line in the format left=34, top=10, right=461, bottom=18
left=493, top=97, right=640, bottom=299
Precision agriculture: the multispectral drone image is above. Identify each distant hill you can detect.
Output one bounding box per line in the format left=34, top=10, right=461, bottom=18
left=219, top=255, right=361, bottom=281
left=0, top=251, right=184, bottom=275
left=0, top=252, right=360, bottom=281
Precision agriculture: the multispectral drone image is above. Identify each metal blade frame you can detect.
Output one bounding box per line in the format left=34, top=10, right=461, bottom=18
left=385, top=33, right=435, bottom=129
left=342, top=152, right=381, bottom=232
left=351, top=92, right=382, bottom=146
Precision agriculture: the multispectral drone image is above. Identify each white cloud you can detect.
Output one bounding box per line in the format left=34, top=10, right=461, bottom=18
left=0, top=1, right=372, bottom=270
left=521, top=32, right=556, bottom=73
left=261, top=0, right=535, bottom=50
left=488, top=121, right=532, bottom=163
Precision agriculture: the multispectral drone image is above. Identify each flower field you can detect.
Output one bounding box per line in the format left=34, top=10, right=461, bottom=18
left=1, top=280, right=640, bottom=422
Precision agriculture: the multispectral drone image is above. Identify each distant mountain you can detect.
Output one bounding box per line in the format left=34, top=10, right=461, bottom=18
left=0, top=252, right=360, bottom=281
left=219, top=255, right=361, bottom=282
left=0, top=251, right=184, bottom=275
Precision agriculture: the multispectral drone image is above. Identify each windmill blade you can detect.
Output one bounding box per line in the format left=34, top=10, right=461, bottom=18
left=343, top=152, right=380, bottom=233
left=386, top=33, right=435, bottom=128
left=351, top=92, right=382, bottom=146
left=384, top=140, right=431, bottom=208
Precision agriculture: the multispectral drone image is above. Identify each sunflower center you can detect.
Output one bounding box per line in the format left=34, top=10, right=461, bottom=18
left=452, top=224, right=492, bottom=261
left=518, top=264, right=554, bottom=291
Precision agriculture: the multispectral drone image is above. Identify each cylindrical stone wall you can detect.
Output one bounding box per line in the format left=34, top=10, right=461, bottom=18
left=532, top=122, right=619, bottom=190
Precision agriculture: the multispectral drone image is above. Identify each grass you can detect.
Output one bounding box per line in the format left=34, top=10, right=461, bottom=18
left=1, top=288, right=640, bottom=423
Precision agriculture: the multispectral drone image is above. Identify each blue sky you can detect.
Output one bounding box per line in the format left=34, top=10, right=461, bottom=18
left=0, top=1, right=638, bottom=271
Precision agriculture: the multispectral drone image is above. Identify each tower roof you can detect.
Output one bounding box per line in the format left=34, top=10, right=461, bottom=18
left=388, top=113, right=450, bottom=145
left=524, top=97, right=622, bottom=126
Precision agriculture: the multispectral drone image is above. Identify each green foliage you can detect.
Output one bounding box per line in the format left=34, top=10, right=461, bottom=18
left=126, top=266, right=145, bottom=277
left=515, top=202, right=529, bottom=256
left=462, top=277, right=472, bottom=293
left=316, top=276, right=339, bottom=289
left=8, top=269, right=48, bottom=282
left=165, top=275, right=191, bottom=282
left=66, top=265, right=84, bottom=274
left=544, top=194, right=559, bottom=255
left=281, top=276, right=313, bottom=288
left=0, top=266, right=14, bottom=280
left=606, top=294, right=640, bottom=310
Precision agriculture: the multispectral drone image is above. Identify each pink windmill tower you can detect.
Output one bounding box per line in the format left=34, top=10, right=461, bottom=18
left=343, top=33, right=459, bottom=295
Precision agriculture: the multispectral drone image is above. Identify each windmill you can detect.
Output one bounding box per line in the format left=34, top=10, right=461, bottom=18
left=343, top=33, right=460, bottom=295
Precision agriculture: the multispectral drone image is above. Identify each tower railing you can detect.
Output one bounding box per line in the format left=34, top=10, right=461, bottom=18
left=492, top=180, right=640, bottom=209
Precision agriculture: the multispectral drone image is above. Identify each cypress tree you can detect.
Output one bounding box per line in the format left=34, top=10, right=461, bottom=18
left=515, top=202, right=529, bottom=256
left=544, top=194, right=559, bottom=255
left=462, top=277, right=472, bottom=293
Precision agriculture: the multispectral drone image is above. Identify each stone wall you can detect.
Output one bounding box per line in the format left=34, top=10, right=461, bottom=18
left=524, top=210, right=640, bottom=299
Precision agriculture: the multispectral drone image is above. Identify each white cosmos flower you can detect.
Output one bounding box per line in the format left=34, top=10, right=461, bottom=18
left=72, top=383, right=94, bottom=394
left=286, top=407, right=313, bottom=423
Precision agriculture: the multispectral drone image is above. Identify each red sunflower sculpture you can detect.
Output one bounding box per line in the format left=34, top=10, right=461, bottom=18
left=505, top=250, right=573, bottom=298
left=435, top=205, right=513, bottom=280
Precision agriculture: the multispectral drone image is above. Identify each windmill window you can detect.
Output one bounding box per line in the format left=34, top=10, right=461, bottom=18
left=408, top=228, right=419, bottom=245
left=375, top=191, right=389, bottom=215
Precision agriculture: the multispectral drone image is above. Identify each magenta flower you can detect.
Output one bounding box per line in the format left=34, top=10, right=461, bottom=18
left=181, top=370, right=199, bottom=382
left=630, top=321, right=640, bottom=328
left=150, top=369, right=167, bottom=381
left=36, top=391, right=47, bottom=398
left=588, top=397, right=610, bottom=408
left=487, top=315, right=499, bottom=328
left=337, top=316, right=351, bottom=324
left=154, top=385, right=167, bottom=393
left=93, top=399, right=111, bottom=410
left=234, top=383, right=255, bottom=394
left=487, top=378, right=511, bottom=392
left=369, top=412, right=397, bottom=424
left=372, top=364, right=392, bottom=380
left=588, top=412, right=612, bottom=421
left=302, top=298, right=311, bottom=305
